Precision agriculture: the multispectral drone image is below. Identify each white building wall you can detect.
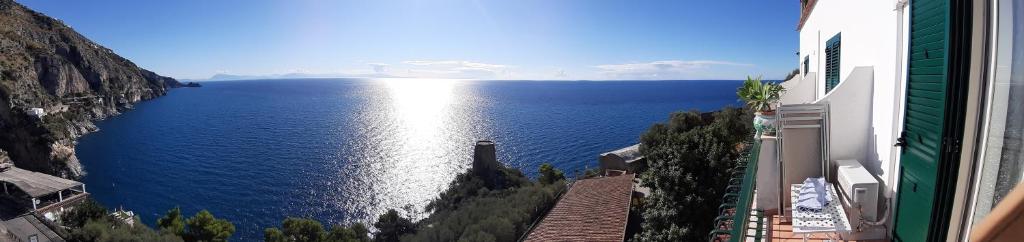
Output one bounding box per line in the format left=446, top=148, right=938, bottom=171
left=798, top=0, right=909, bottom=192
left=780, top=73, right=817, bottom=105
left=814, top=66, right=874, bottom=166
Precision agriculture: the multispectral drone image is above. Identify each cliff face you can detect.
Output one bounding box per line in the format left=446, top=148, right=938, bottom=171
left=0, top=0, right=184, bottom=178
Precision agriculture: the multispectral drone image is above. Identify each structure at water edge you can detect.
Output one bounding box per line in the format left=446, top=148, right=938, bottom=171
left=472, top=140, right=498, bottom=176
left=0, top=150, right=86, bottom=241
left=598, top=144, right=645, bottom=175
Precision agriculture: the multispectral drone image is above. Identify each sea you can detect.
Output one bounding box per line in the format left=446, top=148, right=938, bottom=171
left=75, top=78, right=743, bottom=240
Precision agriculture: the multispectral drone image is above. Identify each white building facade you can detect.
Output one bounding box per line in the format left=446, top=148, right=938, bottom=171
left=780, top=0, right=1024, bottom=241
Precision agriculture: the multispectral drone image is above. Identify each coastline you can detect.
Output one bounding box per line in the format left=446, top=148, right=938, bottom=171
left=0, top=0, right=188, bottom=178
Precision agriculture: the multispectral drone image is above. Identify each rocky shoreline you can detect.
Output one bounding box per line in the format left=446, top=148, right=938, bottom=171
left=0, top=0, right=191, bottom=178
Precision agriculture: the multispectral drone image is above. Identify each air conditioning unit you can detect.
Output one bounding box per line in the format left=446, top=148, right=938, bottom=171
left=835, top=159, right=879, bottom=221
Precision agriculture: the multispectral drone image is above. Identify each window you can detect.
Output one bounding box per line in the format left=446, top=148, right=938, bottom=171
left=971, top=0, right=1023, bottom=224
left=803, top=55, right=810, bottom=76
left=824, top=34, right=841, bottom=93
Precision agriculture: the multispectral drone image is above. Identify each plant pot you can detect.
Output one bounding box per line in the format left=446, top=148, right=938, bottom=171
left=753, top=111, right=777, bottom=138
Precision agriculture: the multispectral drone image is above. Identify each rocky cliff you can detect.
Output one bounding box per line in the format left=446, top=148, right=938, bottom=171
left=0, top=0, right=186, bottom=178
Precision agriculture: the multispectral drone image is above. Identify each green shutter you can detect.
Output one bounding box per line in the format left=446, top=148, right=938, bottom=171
left=893, top=0, right=950, bottom=241
left=824, top=34, right=841, bottom=93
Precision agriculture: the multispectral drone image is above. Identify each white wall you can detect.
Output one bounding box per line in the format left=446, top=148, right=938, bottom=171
left=799, top=0, right=909, bottom=192
left=756, top=136, right=779, bottom=212
left=780, top=73, right=817, bottom=105
left=814, top=67, right=874, bottom=166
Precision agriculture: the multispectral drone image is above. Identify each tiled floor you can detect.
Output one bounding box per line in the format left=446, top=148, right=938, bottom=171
left=764, top=215, right=888, bottom=242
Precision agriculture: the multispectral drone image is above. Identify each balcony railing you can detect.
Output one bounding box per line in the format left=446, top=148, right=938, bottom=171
left=708, top=140, right=765, bottom=242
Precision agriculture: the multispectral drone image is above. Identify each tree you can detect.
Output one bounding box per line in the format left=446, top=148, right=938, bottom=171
left=373, top=209, right=415, bottom=242
left=460, top=217, right=514, bottom=242
left=72, top=219, right=184, bottom=242
left=632, top=108, right=751, bottom=241
left=403, top=181, right=564, bottom=242
left=325, top=222, right=370, bottom=242
left=62, top=199, right=108, bottom=228
left=537, top=163, right=565, bottom=185
left=264, top=217, right=370, bottom=242
left=158, top=207, right=186, bottom=236
left=349, top=223, right=370, bottom=242
left=456, top=230, right=496, bottom=242
left=282, top=217, right=326, bottom=242
left=783, top=68, right=800, bottom=81
left=325, top=226, right=357, bottom=242
left=185, top=210, right=235, bottom=242
left=264, top=228, right=286, bottom=242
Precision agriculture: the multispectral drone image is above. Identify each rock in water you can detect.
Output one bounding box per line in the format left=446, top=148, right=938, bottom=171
left=0, top=0, right=185, bottom=178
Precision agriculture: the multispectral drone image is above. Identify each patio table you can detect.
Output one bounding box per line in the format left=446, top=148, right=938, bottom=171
left=790, top=183, right=852, bottom=242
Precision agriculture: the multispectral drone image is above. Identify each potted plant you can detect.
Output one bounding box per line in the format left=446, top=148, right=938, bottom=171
left=737, top=75, right=785, bottom=137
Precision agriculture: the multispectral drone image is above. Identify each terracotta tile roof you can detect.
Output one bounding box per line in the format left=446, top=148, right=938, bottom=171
left=525, top=174, right=635, bottom=242
left=797, top=0, right=818, bottom=30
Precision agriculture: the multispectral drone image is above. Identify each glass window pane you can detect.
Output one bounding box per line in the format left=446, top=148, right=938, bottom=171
left=973, top=0, right=1024, bottom=224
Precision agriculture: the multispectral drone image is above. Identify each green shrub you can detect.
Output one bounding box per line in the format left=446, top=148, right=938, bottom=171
left=157, top=207, right=186, bottom=236
left=184, top=210, right=235, bottom=242
left=537, top=163, right=565, bottom=185
left=265, top=228, right=287, bottom=242
left=263, top=217, right=370, bottom=242
left=736, top=76, right=784, bottom=113
left=783, top=68, right=800, bottom=81
left=62, top=198, right=108, bottom=228
left=631, top=107, right=752, bottom=241
left=403, top=164, right=566, bottom=242
left=72, top=219, right=184, bottom=242
left=373, top=209, right=415, bottom=242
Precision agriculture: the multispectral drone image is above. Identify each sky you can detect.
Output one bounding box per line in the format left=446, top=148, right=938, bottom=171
left=18, top=0, right=800, bottom=80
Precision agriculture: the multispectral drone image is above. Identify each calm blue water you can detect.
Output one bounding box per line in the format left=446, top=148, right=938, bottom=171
left=75, top=78, right=742, bottom=240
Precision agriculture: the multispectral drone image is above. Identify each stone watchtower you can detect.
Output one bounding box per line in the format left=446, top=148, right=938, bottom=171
left=472, top=140, right=498, bottom=176
left=472, top=140, right=509, bottom=189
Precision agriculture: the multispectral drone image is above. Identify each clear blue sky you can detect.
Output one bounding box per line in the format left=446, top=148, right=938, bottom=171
left=19, top=0, right=799, bottom=80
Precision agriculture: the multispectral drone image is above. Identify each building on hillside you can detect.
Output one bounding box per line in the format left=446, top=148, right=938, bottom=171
left=598, top=144, right=645, bottom=174
left=712, top=0, right=1024, bottom=241
left=0, top=214, right=64, bottom=242
left=524, top=174, right=635, bottom=242
left=27, top=108, right=44, bottom=118
left=0, top=167, right=88, bottom=220
left=111, top=209, right=136, bottom=227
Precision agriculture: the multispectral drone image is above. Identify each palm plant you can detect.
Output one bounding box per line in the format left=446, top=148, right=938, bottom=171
left=737, top=75, right=785, bottom=114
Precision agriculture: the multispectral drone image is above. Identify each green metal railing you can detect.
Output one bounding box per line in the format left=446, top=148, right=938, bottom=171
left=708, top=140, right=765, bottom=242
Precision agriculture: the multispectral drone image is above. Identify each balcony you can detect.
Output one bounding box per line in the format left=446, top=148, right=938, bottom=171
left=711, top=67, right=889, bottom=241
left=706, top=139, right=883, bottom=242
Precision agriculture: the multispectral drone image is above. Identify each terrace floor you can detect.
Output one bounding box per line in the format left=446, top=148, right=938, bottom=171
left=762, top=215, right=888, bottom=242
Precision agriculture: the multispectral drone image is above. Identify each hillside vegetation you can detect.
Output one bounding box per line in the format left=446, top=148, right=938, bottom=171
left=261, top=159, right=566, bottom=242
left=630, top=107, right=753, bottom=241
left=62, top=199, right=235, bottom=242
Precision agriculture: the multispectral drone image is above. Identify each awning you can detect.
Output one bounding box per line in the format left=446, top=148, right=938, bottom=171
left=0, top=168, right=82, bottom=198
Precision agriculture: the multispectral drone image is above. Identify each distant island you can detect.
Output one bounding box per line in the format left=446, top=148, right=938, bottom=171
left=180, top=73, right=401, bottom=82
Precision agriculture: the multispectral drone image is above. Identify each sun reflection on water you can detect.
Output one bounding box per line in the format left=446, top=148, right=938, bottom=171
left=384, top=78, right=457, bottom=138
left=368, top=78, right=474, bottom=220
